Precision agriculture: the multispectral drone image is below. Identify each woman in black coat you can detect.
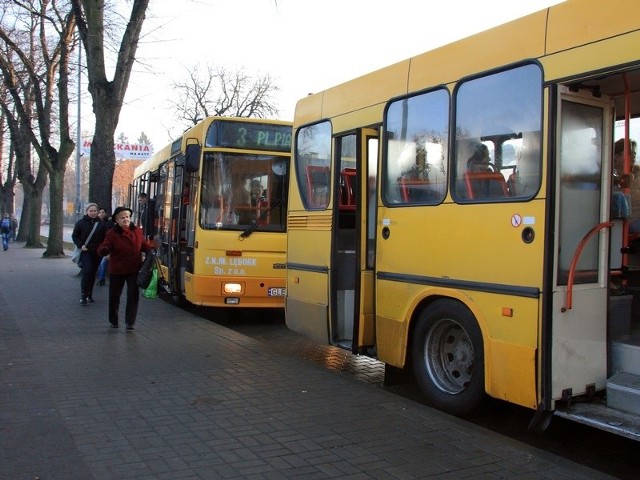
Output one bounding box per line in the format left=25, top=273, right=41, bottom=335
left=72, top=202, right=107, bottom=305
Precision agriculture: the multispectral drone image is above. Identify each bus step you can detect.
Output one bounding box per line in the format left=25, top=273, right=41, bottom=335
left=607, top=372, right=640, bottom=416
left=555, top=401, right=640, bottom=441
left=611, top=337, right=640, bottom=376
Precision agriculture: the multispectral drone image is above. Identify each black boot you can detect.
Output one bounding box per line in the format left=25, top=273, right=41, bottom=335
left=87, top=295, right=94, bottom=303
left=80, top=296, right=87, bottom=306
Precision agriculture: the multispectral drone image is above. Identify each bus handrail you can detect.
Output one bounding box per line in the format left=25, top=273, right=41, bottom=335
left=562, top=221, right=614, bottom=312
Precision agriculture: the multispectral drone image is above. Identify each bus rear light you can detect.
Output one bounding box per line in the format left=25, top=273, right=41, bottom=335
left=223, top=282, right=243, bottom=294
left=226, top=250, right=242, bottom=256
left=224, top=297, right=240, bottom=305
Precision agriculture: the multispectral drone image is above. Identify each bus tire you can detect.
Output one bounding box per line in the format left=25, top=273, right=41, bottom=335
left=411, top=299, right=485, bottom=416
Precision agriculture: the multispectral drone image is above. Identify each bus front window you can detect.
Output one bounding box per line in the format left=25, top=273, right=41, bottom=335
left=199, top=152, right=287, bottom=231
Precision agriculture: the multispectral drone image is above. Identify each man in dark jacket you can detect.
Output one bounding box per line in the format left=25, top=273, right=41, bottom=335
left=72, top=203, right=107, bottom=305
left=137, top=192, right=156, bottom=239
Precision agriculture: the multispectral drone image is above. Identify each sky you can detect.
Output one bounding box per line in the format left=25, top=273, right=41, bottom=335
left=94, top=0, right=565, bottom=151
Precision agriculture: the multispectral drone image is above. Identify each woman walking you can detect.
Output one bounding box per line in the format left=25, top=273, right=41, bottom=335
left=72, top=203, right=107, bottom=305
left=97, top=206, right=152, bottom=331
left=96, top=207, right=114, bottom=286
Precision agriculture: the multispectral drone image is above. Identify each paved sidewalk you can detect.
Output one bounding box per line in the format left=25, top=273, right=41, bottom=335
left=0, top=243, right=615, bottom=479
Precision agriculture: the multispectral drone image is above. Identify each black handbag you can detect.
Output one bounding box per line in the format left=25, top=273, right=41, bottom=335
left=137, top=251, right=156, bottom=289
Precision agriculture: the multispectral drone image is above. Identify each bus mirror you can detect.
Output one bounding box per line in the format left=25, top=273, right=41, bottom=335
left=185, top=144, right=201, bottom=172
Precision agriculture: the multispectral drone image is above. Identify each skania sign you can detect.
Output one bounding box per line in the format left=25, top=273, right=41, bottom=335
left=81, top=140, right=153, bottom=160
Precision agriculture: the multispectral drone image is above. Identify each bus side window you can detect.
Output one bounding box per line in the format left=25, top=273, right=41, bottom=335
left=454, top=64, right=542, bottom=203
left=383, top=88, right=449, bottom=206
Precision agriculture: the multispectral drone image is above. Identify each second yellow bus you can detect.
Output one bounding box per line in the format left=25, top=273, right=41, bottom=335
left=132, top=116, right=292, bottom=307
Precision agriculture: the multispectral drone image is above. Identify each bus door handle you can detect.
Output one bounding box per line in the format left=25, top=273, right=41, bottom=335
left=561, top=221, right=613, bottom=312
left=381, top=226, right=390, bottom=239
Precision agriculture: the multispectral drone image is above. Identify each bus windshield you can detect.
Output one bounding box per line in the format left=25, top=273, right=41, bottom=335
left=199, top=152, right=287, bottom=231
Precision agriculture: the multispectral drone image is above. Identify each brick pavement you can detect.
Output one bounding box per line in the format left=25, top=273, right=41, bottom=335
left=0, top=242, right=616, bottom=479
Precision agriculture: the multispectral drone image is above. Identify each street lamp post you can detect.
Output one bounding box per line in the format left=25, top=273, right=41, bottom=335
left=75, top=45, right=82, bottom=220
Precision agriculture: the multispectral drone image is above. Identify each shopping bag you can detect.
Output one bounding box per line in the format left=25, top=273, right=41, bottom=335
left=142, top=263, right=158, bottom=299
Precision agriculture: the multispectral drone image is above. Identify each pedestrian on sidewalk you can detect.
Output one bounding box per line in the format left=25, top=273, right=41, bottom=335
left=96, top=207, right=114, bottom=286
left=137, top=192, right=156, bottom=240
left=97, top=206, right=152, bottom=331
left=1, top=213, right=12, bottom=251
left=72, top=203, right=107, bottom=305
left=9, top=214, right=18, bottom=242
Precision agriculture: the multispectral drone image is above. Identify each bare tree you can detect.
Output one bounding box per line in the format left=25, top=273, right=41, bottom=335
left=0, top=7, right=41, bottom=245
left=170, top=64, right=280, bottom=128
left=0, top=0, right=76, bottom=254
left=70, top=0, right=149, bottom=211
left=0, top=85, right=18, bottom=216
left=0, top=85, right=48, bottom=246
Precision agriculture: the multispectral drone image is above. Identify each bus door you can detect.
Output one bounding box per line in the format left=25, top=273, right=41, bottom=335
left=169, top=162, right=186, bottom=294
left=551, top=88, right=613, bottom=403
left=167, top=162, right=193, bottom=295
left=162, top=161, right=179, bottom=294
left=331, top=129, right=378, bottom=352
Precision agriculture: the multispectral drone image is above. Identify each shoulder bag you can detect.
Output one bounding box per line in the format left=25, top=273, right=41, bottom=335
left=71, top=221, right=99, bottom=266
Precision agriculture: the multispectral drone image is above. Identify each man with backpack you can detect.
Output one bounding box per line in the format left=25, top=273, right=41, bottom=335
left=1, top=213, right=12, bottom=251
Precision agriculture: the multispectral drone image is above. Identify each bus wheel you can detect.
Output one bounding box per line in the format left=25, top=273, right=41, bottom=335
left=411, top=299, right=485, bottom=416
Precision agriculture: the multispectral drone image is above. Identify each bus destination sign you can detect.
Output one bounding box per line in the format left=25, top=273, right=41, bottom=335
left=206, top=120, right=292, bottom=153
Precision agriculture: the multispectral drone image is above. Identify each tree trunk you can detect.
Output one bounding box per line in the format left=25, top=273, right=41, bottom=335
left=88, top=110, right=117, bottom=210
left=13, top=134, right=34, bottom=242
left=24, top=166, right=48, bottom=248
left=43, top=167, right=67, bottom=257
left=16, top=192, right=32, bottom=242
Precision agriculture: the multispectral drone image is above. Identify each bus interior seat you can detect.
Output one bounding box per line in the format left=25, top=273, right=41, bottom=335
left=340, top=168, right=357, bottom=210
left=463, top=170, right=510, bottom=199
left=305, top=165, right=330, bottom=207
left=256, top=198, right=270, bottom=224
left=507, top=172, right=517, bottom=196
left=398, top=176, right=438, bottom=202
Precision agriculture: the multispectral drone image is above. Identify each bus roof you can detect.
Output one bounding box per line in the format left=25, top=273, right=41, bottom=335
left=294, top=0, right=640, bottom=128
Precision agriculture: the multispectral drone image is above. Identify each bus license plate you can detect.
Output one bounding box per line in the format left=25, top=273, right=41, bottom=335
left=267, top=287, right=286, bottom=297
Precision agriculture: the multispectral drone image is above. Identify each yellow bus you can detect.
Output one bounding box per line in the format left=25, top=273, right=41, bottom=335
left=286, top=0, right=640, bottom=438
left=132, top=116, right=291, bottom=307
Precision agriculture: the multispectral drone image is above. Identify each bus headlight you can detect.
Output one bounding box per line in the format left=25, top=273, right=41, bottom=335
left=223, top=282, right=243, bottom=294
